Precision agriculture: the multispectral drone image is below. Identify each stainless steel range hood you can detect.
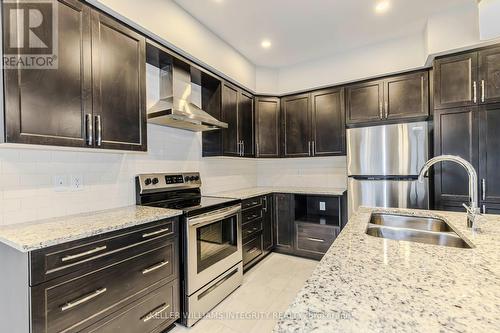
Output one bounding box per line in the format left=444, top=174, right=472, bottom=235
left=147, top=64, right=227, bottom=132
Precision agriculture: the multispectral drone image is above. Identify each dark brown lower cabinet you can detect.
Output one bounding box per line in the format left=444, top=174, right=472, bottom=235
left=0, top=218, right=180, bottom=333
left=274, top=192, right=347, bottom=260
left=241, top=195, right=274, bottom=271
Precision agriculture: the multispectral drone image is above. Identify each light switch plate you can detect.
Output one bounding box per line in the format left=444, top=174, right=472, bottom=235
left=319, top=201, right=326, bottom=211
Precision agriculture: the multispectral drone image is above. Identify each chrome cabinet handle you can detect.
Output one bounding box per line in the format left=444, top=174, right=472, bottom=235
left=242, top=140, right=245, bottom=156
left=263, top=196, right=268, bottom=212
left=308, top=141, right=311, bottom=156
left=256, top=142, right=259, bottom=157
left=312, top=141, right=315, bottom=156
left=247, top=214, right=259, bottom=220
left=61, top=245, right=107, bottom=262
left=61, top=288, right=107, bottom=311
left=473, top=81, right=477, bottom=104
left=481, top=80, right=485, bottom=103
left=142, top=228, right=170, bottom=239
left=384, top=101, right=388, bottom=119
left=482, top=179, right=486, bottom=201
left=482, top=205, right=486, bottom=214
left=141, top=303, right=170, bottom=322
left=307, top=237, right=325, bottom=243
left=95, top=115, right=102, bottom=146
left=248, top=247, right=259, bottom=254
left=85, top=114, right=93, bottom=145
left=379, top=102, right=383, bottom=119
left=142, top=261, right=169, bottom=275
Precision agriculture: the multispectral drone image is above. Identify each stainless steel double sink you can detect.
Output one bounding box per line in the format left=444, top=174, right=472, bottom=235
left=366, top=213, right=473, bottom=249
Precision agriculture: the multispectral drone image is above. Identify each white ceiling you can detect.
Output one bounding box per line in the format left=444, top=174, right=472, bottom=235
left=173, top=0, right=476, bottom=68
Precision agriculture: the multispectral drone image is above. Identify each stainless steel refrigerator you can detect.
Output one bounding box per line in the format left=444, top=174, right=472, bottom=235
left=347, top=121, right=429, bottom=217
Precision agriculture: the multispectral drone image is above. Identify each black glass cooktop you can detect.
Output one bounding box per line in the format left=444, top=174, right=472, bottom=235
left=147, top=195, right=240, bottom=216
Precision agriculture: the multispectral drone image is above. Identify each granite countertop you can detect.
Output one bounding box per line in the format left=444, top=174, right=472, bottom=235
left=0, top=206, right=183, bottom=252
left=210, top=186, right=347, bottom=200
left=274, top=207, right=500, bottom=333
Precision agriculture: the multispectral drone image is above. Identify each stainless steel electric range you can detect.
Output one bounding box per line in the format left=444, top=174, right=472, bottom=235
left=135, top=172, right=243, bottom=327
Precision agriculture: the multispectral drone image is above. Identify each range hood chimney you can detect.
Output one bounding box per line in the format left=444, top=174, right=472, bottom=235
left=147, top=64, right=227, bottom=132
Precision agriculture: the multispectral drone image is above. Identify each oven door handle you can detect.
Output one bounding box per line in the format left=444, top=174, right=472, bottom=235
left=187, top=205, right=241, bottom=228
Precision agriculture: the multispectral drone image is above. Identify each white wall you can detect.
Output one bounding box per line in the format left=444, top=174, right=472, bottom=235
left=257, top=157, right=347, bottom=189
left=0, top=126, right=257, bottom=226
left=91, top=0, right=256, bottom=90
left=425, top=3, right=480, bottom=55
left=275, top=33, right=427, bottom=94
left=479, top=0, right=500, bottom=40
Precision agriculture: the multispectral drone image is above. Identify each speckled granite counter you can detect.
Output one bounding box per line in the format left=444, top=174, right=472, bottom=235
left=210, top=186, right=346, bottom=200
left=274, top=207, right=500, bottom=333
left=0, top=206, right=183, bottom=252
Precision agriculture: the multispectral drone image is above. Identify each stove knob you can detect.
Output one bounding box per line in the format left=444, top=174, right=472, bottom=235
left=184, top=176, right=190, bottom=182
left=152, top=177, right=159, bottom=185
left=194, top=176, right=200, bottom=181
left=144, top=178, right=152, bottom=185
left=190, top=176, right=196, bottom=181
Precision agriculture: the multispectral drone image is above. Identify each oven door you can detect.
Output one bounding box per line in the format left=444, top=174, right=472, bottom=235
left=186, top=205, right=242, bottom=295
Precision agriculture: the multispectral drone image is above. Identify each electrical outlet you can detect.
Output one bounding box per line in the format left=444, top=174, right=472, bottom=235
left=53, top=175, right=68, bottom=192
left=319, top=201, right=326, bottom=211
left=70, top=175, right=84, bottom=191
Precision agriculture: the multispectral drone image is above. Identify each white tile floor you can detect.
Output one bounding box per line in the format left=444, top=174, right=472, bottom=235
left=172, top=253, right=318, bottom=333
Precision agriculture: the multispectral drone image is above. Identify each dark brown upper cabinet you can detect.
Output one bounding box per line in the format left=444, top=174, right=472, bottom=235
left=479, top=47, right=500, bottom=105
left=311, top=87, right=345, bottom=156
left=281, top=93, right=312, bottom=157
left=434, top=52, right=478, bottom=110
left=255, top=97, right=280, bottom=158
left=221, top=83, right=239, bottom=156
left=2, top=0, right=147, bottom=151
left=346, top=80, right=384, bottom=124
left=221, top=83, right=254, bottom=157
left=346, top=70, right=429, bottom=125
left=238, top=91, right=254, bottom=157
left=91, top=11, right=146, bottom=151
left=479, top=103, right=500, bottom=205
left=384, top=71, right=429, bottom=120
left=3, top=0, right=92, bottom=148
left=433, top=107, right=478, bottom=208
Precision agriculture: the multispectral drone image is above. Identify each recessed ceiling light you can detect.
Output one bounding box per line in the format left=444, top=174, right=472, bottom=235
left=375, top=0, right=390, bottom=14
left=261, top=39, right=272, bottom=49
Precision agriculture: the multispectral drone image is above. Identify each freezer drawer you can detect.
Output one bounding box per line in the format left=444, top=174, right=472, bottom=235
left=348, top=178, right=429, bottom=217
left=347, top=122, right=428, bottom=176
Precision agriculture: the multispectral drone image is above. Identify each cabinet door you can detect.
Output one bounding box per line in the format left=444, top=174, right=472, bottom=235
left=434, top=107, right=479, bottom=207
left=479, top=104, right=500, bottom=204
left=221, top=83, right=239, bottom=156
left=434, top=52, right=478, bottom=109
left=346, top=80, right=384, bottom=124
left=255, top=97, right=280, bottom=158
left=281, top=93, right=311, bottom=157
left=262, top=194, right=274, bottom=252
left=274, top=193, right=293, bottom=252
left=311, top=88, right=345, bottom=156
left=91, top=11, right=146, bottom=151
left=238, top=91, right=254, bottom=157
left=385, top=71, right=429, bottom=120
left=3, top=0, right=91, bottom=147
left=479, top=47, right=500, bottom=104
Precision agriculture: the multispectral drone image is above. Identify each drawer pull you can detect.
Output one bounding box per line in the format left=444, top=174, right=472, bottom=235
left=142, top=261, right=169, bottom=275
left=61, top=288, right=107, bottom=311
left=247, top=214, right=259, bottom=220
left=307, top=237, right=325, bottom=243
left=248, top=247, right=259, bottom=254
left=61, top=246, right=107, bottom=262
left=141, top=303, right=170, bottom=322
left=142, top=228, right=170, bottom=239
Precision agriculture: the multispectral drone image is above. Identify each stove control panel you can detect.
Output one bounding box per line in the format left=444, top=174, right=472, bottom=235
left=136, top=172, right=201, bottom=193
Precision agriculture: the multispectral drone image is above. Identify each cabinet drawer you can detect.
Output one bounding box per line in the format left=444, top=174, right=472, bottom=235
left=296, top=223, right=339, bottom=255
left=242, top=218, right=263, bottom=241
left=31, top=238, right=178, bottom=333
left=82, top=279, right=179, bottom=333
left=241, top=197, right=263, bottom=210
left=242, top=206, right=263, bottom=224
left=30, top=219, right=176, bottom=285
left=243, top=235, right=263, bottom=266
